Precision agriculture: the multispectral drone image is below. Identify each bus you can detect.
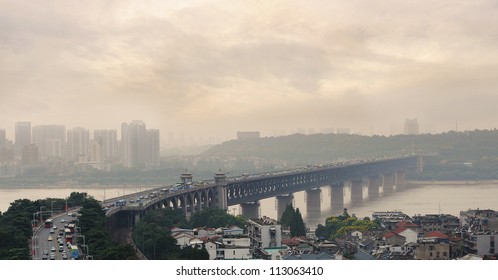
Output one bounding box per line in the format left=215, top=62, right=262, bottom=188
left=115, top=199, right=126, bottom=207
left=44, top=218, right=54, bottom=228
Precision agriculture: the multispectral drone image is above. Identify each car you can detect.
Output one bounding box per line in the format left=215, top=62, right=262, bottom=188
left=62, top=254, right=68, bottom=260
left=43, top=249, right=48, bottom=255
left=49, top=229, right=55, bottom=234
left=60, top=219, right=65, bottom=223
left=51, top=246, right=56, bottom=252
left=50, top=253, right=55, bottom=260
left=42, top=254, right=48, bottom=260
left=59, top=245, right=63, bottom=252
left=47, top=236, right=53, bottom=241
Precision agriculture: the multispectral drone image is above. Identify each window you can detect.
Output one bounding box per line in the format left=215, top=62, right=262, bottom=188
left=443, top=252, right=448, bottom=257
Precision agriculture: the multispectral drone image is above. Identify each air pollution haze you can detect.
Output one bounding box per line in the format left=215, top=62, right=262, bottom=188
left=1, top=0, right=498, bottom=145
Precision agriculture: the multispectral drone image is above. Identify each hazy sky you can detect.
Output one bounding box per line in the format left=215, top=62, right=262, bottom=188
left=2, top=0, right=498, bottom=145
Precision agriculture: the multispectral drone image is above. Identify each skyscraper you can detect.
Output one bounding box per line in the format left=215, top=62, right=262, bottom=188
left=67, top=127, right=90, bottom=161
left=94, top=129, right=118, bottom=163
left=404, top=119, right=420, bottom=135
left=146, top=129, right=160, bottom=168
left=15, top=122, right=31, bottom=157
left=0, top=128, right=6, bottom=149
left=120, top=121, right=160, bottom=169
left=32, top=125, right=66, bottom=158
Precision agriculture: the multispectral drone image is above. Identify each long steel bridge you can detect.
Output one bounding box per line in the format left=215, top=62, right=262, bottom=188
left=105, top=155, right=421, bottom=226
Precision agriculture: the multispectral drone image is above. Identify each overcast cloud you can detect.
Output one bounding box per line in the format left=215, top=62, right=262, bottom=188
left=1, top=0, right=498, bottom=145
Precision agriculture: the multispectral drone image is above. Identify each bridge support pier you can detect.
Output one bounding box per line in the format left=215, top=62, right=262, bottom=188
left=395, top=171, right=406, bottom=189
left=330, top=184, right=344, bottom=210
left=305, top=188, right=321, bottom=213
left=276, top=194, right=294, bottom=221
left=350, top=180, right=363, bottom=205
left=383, top=173, right=395, bottom=194
left=368, top=176, right=381, bottom=198
left=240, top=201, right=260, bottom=220
left=213, top=171, right=228, bottom=210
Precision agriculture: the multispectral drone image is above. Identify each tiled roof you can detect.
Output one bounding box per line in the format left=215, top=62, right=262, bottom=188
left=425, top=231, right=449, bottom=239
left=395, top=220, right=419, bottom=228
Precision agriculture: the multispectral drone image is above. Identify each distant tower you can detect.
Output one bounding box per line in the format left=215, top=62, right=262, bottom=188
left=32, top=124, right=66, bottom=158
left=15, top=122, right=31, bottom=158
left=120, top=121, right=160, bottom=169
left=0, top=128, right=6, bottom=149
left=94, top=129, right=118, bottom=163
left=404, top=119, right=420, bottom=135
left=67, top=127, right=90, bottom=161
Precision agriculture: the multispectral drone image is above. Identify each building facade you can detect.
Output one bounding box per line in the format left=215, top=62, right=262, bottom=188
left=247, top=216, right=282, bottom=258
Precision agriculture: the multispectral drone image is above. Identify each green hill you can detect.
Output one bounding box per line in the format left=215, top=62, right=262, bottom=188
left=202, top=130, right=498, bottom=180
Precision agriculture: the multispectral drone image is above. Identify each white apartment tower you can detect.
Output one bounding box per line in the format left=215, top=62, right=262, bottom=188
left=121, top=121, right=160, bottom=169
left=32, top=125, right=66, bottom=158
left=94, top=129, right=118, bottom=163
left=15, top=122, right=31, bottom=157
left=404, top=119, right=420, bottom=135
left=67, top=127, right=90, bottom=161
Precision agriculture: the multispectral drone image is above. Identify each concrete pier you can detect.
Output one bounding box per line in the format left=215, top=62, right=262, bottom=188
left=240, top=201, right=260, bottom=220
left=350, top=180, right=363, bottom=204
left=276, top=194, right=294, bottom=221
left=368, top=176, right=381, bottom=198
left=383, top=173, right=395, bottom=194
left=305, top=188, right=321, bottom=213
left=330, top=184, right=344, bottom=210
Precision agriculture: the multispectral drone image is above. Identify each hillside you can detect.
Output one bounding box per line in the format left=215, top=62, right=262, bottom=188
left=202, top=130, right=498, bottom=180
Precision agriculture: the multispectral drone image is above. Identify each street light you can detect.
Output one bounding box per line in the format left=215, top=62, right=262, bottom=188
left=39, top=206, right=45, bottom=223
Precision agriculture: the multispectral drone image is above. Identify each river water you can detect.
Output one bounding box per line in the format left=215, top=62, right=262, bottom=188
left=1, top=182, right=498, bottom=228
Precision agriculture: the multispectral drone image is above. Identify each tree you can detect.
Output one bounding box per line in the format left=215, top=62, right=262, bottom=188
left=280, top=204, right=306, bottom=237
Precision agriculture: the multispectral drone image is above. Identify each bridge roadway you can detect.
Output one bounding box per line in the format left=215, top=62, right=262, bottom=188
left=104, top=155, right=421, bottom=224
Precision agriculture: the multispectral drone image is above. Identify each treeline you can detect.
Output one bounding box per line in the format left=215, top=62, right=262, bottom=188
left=132, top=208, right=247, bottom=260
left=0, top=192, right=87, bottom=260
left=315, top=209, right=380, bottom=240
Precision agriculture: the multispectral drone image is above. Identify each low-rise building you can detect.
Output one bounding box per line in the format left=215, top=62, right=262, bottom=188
left=247, top=216, right=282, bottom=259
left=414, top=238, right=450, bottom=260
left=465, top=232, right=498, bottom=257
left=412, top=214, right=460, bottom=234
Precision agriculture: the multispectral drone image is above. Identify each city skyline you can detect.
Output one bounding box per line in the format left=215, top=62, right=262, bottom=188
left=2, top=1, right=498, bottom=144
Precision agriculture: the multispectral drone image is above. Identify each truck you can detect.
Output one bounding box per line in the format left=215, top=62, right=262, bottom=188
left=71, top=245, right=79, bottom=260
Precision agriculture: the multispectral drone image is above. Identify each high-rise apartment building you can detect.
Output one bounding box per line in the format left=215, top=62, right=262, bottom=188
left=15, top=122, right=31, bottom=157
left=94, top=129, right=118, bottom=163
left=32, top=125, right=66, bottom=158
left=67, top=127, right=90, bottom=161
left=404, top=119, right=420, bottom=135
left=121, top=121, right=160, bottom=169
left=0, top=129, right=6, bottom=149
left=21, top=144, right=39, bottom=165
left=146, top=129, right=160, bottom=168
